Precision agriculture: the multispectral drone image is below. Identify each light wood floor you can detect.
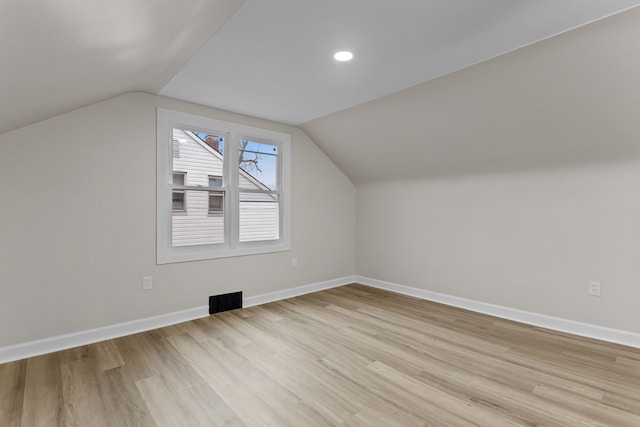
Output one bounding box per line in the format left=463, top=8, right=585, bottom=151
left=2, top=284, right=640, bottom=426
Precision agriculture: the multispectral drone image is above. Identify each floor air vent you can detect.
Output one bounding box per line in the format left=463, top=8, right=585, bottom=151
left=209, top=291, right=243, bottom=314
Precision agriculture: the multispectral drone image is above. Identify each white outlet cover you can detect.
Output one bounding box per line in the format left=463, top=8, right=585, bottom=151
left=588, top=281, right=601, bottom=297
left=142, top=276, right=153, bottom=291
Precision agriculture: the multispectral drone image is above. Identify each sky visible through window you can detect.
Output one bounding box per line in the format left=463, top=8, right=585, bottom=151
left=194, top=132, right=277, bottom=190
left=240, top=139, right=277, bottom=191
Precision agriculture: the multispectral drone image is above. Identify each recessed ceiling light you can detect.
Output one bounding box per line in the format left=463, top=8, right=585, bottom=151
left=334, top=51, right=353, bottom=62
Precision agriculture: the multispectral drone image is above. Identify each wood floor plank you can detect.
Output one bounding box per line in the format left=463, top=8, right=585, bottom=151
left=0, top=360, right=26, bottom=427
left=60, top=351, right=110, bottom=426
left=20, top=353, right=63, bottom=427
left=3, top=284, right=640, bottom=426
left=91, top=340, right=125, bottom=372
left=97, top=366, right=155, bottom=427
left=136, top=375, right=245, bottom=427
left=234, top=341, right=357, bottom=424
left=136, top=375, right=198, bottom=426
left=167, top=332, right=306, bottom=426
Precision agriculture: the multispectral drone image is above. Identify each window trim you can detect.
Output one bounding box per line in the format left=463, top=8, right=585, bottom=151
left=157, top=108, right=291, bottom=264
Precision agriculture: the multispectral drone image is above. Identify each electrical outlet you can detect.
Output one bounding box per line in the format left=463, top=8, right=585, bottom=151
left=142, top=276, right=153, bottom=291
left=588, top=281, right=601, bottom=297
left=291, top=258, right=298, bottom=269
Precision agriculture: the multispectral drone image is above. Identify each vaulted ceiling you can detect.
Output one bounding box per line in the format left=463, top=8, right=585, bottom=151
left=0, top=0, right=244, bottom=135
left=3, top=0, right=640, bottom=182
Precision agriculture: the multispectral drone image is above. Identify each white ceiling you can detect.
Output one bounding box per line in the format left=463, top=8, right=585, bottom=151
left=0, top=0, right=244, bottom=135
left=160, top=0, right=640, bottom=126
left=302, top=5, right=640, bottom=182
left=3, top=0, right=640, bottom=182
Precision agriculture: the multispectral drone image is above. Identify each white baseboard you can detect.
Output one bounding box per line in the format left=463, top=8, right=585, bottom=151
left=243, top=276, right=356, bottom=308
left=6, top=274, right=636, bottom=364
left=355, top=275, right=640, bottom=349
left=0, top=276, right=356, bottom=365
left=0, top=306, right=209, bottom=365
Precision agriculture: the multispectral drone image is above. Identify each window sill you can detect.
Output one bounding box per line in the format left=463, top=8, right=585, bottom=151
left=157, top=241, right=290, bottom=264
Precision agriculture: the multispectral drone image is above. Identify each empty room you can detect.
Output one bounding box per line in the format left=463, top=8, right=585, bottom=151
left=2, top=1, right=640, bottom=425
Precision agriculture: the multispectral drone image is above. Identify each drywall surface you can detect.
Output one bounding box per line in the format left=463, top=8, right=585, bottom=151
left=356, top=163, right=640, bottom=333
left=0, top=92, right=355, bottom=346
left=303, top=6, right=640, bottom=183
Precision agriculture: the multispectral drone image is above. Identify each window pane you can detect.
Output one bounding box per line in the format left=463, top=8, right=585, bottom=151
left=172, top=129, right=224, bottom=183
left=194, top=132, right=224, bottom=155
left=239, top=140, right=278, bottom=191
left=173, top=172, right=185, bottom=185
left=208, top=175, right=223, bottom=188
left=171, top=127, right=225, bottom=247
left=239, top=192, right=279, bottom=242
left=208, top=192, right=223, bottom=214
left=172, top=191, right=185, bottom=211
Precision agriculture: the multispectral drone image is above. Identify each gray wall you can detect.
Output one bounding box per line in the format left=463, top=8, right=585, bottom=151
left=356, top=163, right=640, bottom=333
left=0, top=92, right=356, bottom=347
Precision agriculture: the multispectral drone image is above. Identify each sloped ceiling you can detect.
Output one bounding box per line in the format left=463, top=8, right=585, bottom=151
left=0, top=0, right=245, bottom=134
left=302, top=7, right=640, bottom=182
left=2, top=0, right=640, bottom=182
left=161, top=0, right=638, bottom=125
left=161, top=0, right=640, bottom=126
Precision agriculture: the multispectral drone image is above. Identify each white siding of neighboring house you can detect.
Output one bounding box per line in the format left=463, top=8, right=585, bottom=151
left=171, top=129, right=278, bottom=246
left=239, top=191, right=279, bottom=242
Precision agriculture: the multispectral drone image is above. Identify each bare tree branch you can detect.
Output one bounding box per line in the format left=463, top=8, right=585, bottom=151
left=239, top=140, right=262, bottom=173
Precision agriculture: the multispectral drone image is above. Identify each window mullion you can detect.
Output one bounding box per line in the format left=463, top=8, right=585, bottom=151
left=227, top=132, right=240, bottom=249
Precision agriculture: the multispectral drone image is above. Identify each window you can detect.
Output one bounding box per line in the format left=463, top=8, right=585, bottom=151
left=157, top=109, right=291, bottom=264
left=208, top=175, right=223, bottom=188
left=172, top=191, right=186, bottom=212
left=208, top=192, right=224, bottom=215
left=172, top=172, right=187, bottom=213
left=238, top=140, right=280, bottom=242
left=173, top=171, right=186, bottom=185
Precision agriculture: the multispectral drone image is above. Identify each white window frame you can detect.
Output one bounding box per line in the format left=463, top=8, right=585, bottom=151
left=157, top=108, right=291, bottom=264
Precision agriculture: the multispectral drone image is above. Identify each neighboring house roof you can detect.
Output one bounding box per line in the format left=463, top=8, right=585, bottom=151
left=181, top=129, right=274, bottom=193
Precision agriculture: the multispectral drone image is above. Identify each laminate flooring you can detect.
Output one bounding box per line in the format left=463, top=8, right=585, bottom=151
left=2, top=284, right=640, bottom=426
